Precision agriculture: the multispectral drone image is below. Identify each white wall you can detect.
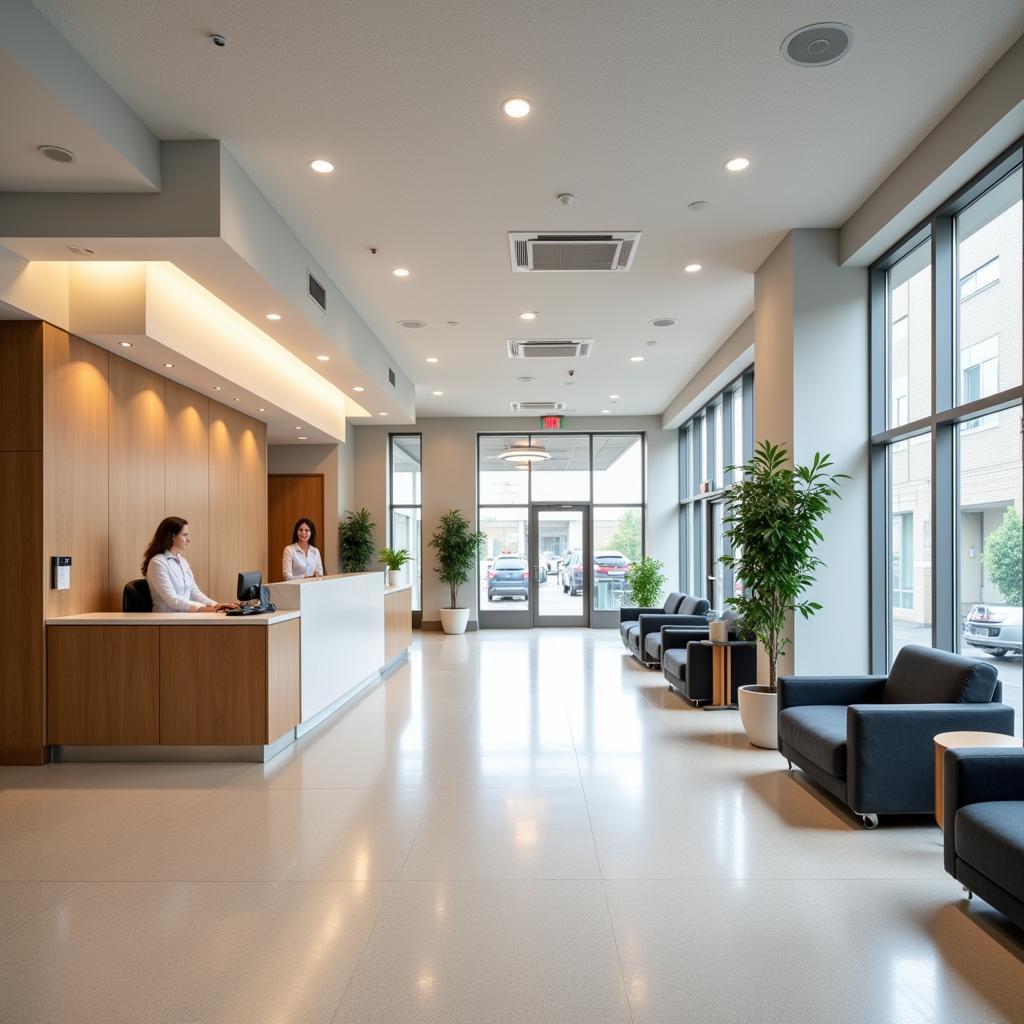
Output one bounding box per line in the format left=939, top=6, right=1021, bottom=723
left=352, top=416, right=678, bottom=626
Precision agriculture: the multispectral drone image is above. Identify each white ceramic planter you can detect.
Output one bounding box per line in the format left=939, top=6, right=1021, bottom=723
left=738, top=685, right=778, bottom=749
left=708, top=619, right=728, bottom=643
left=387, top=569, right=401, bottom=587
left=440, top=607, right=470, bottom=635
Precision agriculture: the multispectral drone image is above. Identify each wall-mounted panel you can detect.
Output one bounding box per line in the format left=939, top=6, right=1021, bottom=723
left=108, top=356, right=165, bottom=606
left=237, top=418, right=268, bottom=581
left=0, top=321, right=43, bottom=451
left=164, top=382, right=210, bottom=587
left=207, top=406, right=239, bottom=603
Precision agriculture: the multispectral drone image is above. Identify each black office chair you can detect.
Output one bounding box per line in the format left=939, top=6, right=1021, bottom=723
left=122, top=578, right=153, bottom=612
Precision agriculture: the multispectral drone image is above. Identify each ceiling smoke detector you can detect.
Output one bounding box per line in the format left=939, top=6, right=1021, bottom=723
left=781, top=23, right=853, bottom=67
left=39, top=145, right=77, bottom=164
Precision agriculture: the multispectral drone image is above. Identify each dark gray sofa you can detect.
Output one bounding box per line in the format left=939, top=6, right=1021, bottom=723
left=778, top=645, right=1013, bottom=827
left=661, top=611, right=751, bottom=702
left=944, top=748, right=1024, bottom=931
left=619, top=592, right=683, bottom=651
left=620, top=594, right=710, bottom=666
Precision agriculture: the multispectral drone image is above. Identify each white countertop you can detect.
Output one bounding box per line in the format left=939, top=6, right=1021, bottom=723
left=47, top=610, right=300, bottom=626
left=272, top=572, right=384, bottom=587
left=384, top=584, right=413, bottom=594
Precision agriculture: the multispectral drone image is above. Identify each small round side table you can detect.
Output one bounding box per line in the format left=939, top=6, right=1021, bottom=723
left=933, top=730, right=1020, bottom=829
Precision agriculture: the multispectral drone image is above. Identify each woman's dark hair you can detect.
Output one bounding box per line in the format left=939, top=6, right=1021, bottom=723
left=292, top=517, right=318, bottom=547
left=142, top=516, right=188, bottom=574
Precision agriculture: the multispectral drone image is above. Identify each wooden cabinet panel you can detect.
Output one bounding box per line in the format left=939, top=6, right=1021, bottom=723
left=109, top=356, right=165, bottom=608
left=159, top=627, right=266, bottom=744
left=47, top=626, right=159, bottom=744
left=267, top=474, right=325, bottom=582
left=207, top=407, right=240, bottom=604
left=238, top=418, right=268, bottom=581
left=384, top=587, right=413, bottom=663
left=0, top=452, right=44, bottom=748
left=164, top=382, right=210, bottom=587
left=267, top=618, right=300, bottom=741
left=42, top=326, right=109, bottom=619
left=0, top=321, right=43, bottom=452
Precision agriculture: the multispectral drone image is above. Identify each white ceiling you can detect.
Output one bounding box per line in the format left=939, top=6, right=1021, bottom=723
left=23, top=0, right=1024, bottom=419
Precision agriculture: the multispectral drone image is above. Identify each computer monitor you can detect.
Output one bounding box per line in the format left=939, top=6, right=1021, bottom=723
left=236, top=570, right=262, bottom=603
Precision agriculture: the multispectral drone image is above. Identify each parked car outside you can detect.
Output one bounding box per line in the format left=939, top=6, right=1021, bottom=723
left=962, top=604, right=1022, bottom=658
left=541, top=551, right=560, bottom=574
left=486, top=554, right=544, bottom=600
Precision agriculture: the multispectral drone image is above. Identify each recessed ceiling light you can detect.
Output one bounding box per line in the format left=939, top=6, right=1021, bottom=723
left=212, top=385, right=222, bottom=391
left=316, top=355, right=330, bottom=361
left=310, top=159, right=335, bottom=174
left=39, top=145, right=77, bottom=164
left=297, top=436, right=308, bottom=440
left=426, top=356, right=439, bottom=363
left=258, top=407, right=265, bottom=412
left=609, top=394, right=619, bottom=400
left=164, top=362, right=174, bottom=368
left=119, top=340, right=132, bottom=348
left=630, top=356, right=644, bottom=363
left=601, top=409, right=611, bottom=415
left=650, top=318, right=677, bottom=328
left=379, top=412, right=388, bottom=416
left=433, top=390, right=443, bottom=396
left=781, top=23, right=854, bottom=67
left=67, top=245, right=94, bottom=256
left=266, top=313, right=281, bottom=321
left=520, top=311, right=538, bottom=320
left=725, top=157, right=750, bottom=172
left=502, top=97, right=531, bottom=118
left=398, top=320, right=427, bottom=329
left=353, top=386, right=365, bottom=392
left=233, top=397, right=241, bottom=402
left=393, top=268, right=410, bottom=278
left=684, top=263, right=702, bottom=273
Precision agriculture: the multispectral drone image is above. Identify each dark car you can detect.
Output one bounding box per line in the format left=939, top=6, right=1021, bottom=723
left=487, top=555, right=530, bottom=601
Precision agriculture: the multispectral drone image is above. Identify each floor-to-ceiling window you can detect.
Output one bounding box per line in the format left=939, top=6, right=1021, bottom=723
left=389, top=434, right=422, bottom=612
left=870, top=142, right=1022, bottom=715
left=678, top=371, right=754, bottom=606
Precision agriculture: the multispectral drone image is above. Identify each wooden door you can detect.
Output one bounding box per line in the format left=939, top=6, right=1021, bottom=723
left=268, top=474, right=325, bottom=582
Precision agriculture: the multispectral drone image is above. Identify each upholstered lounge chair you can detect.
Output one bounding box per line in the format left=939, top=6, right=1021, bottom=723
left=621, top=595, right=710, bottom=666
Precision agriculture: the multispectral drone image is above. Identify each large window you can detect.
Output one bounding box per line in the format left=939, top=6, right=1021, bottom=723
left=389, top=434, right=422, bottom=611
left=871, top=146, right=1022, bottom=719
left=678, top=371, right=754, bottom=606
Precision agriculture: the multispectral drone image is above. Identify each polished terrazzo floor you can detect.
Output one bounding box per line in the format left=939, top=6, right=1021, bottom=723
left=2, top=629, right=1023, bottom=1023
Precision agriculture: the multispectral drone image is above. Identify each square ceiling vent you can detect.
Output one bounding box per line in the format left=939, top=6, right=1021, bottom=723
left=509, top=232, right=641, bottom=272
left=506, top=339, right=594, bottom=359
left=510, top=401, right=567, bottom=413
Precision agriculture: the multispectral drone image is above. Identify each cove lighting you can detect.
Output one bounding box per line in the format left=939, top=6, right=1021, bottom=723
left=497, top=444, right=550, bottom=464
left=310, top=159, right=335, bottom=174
left=725, top=157, right=750, bottom=172
left=502, top=97, right=531, bottom=118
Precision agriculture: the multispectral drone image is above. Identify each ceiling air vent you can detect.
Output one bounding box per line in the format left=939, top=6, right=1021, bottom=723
left=510, top=401, right=567, bottom=413
left=506, top=338, right=594, bottom=359
left=388, top=368, right=396, bottom=387
left=508, top=231, right=641, bottom=272
left=307, top=271, right=327, bottom=312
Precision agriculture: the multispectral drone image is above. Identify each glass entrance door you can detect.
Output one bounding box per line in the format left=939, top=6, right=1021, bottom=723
left=530, top=505, right=589, bottom=626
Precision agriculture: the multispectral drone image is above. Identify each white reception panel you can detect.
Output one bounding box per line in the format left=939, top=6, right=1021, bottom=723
left=268, top=573, right=385, bottom=724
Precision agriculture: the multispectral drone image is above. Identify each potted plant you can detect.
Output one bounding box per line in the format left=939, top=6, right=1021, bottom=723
left=338, top=508, right=376, bottom=573
left=429, top=509, right=485, bottom=634
left=722, top=440, right=847, bottom=748
left=625, top=555, right=665, bottom=608
left=379, top=547, right=411, bottom=587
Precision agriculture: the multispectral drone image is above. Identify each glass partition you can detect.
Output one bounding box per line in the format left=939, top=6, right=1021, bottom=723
left=389, top=434, right=422, bottom=609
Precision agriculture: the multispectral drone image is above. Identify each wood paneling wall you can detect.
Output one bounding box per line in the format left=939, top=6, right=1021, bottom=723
left=0, top=320, right=268, bottom=763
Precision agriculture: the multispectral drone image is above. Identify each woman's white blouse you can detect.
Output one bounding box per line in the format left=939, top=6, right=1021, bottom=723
left=146, top=552, right=216, bottom=612
left=282, top=543, right=324, bottom=581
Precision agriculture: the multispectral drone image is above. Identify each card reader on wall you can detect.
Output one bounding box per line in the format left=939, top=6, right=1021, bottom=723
left=52, top=556, right=71, bottom=591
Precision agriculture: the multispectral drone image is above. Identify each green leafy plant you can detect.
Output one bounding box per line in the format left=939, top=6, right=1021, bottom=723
left=338, top=508, right=376, bottom=573
left=607, top=508, right=642, bottom=562
left=379, top=547, right=411, bottom=572
left=429, top=509, right=485, bottom=610
left=625, top=555, right=666, bottom=608
left=984, top=506, right=1022, bottom=606
left=722, top=440, right=848, bottom=692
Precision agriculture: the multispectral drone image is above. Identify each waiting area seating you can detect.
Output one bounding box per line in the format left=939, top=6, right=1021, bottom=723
left=778, top=645, right=1013, bottom=827
left=619, top=592, right=710, bottom=666
left=662, top=610, right=753, bottom=704
left=944, top=748, right=1024, bottom=931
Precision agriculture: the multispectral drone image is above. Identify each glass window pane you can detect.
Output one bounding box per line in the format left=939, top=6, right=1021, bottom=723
left=709, top=501, right=724, bottom=610
left=479, top=435, right=529, bottom=504
left=888, top=241, right=932, bottom=427
left=479, top=508, right=529, bottom=611
left=889, top=435, right=933, bottom=661
left=390, top=436, right=421, bottom=504
left=957, top=411, right=1022, bottom=723
left=731, top=386, right=743, bottom=479
left=957, top=167, right=1022, bottom=403
left=712, top=403, right=724, bottom=489
left=593, top=434, right=642, bottom=503
left=591, top=507, right=638, bottom=611
left=390, top=507, right=422, bottom=610
left=529, top=434, right=590, bottom=502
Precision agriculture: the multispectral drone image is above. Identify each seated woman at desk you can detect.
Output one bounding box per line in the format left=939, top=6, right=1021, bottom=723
left=282, top=517, right=324, bottom=580
left=143, top=516, right=239, bottom=612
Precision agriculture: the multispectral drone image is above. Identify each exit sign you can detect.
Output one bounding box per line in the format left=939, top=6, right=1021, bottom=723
left=541, top=415, right=562, bottom=430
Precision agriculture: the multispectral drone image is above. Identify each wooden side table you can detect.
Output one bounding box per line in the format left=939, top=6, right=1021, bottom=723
left=933, top=730, right=1019, bottom=829
left=698, top=640, right=751, bottom=710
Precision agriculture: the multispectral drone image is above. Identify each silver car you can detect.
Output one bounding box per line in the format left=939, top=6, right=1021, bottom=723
left=962, top=604, right=1023, bottom=658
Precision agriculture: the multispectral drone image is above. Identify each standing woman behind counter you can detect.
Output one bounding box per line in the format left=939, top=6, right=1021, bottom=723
left=282, top=518, right=324, bottom=580
left=143, top=516, right=239, bottom=612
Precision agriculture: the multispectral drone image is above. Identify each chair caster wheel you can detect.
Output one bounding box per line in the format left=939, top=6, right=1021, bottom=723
left=861, top=814, right=879, bottom=829
left=963, top=886, right=973, bottom=901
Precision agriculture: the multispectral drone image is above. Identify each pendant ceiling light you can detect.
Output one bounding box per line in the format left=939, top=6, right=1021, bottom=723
left=496, top=444, right=551, bottom=464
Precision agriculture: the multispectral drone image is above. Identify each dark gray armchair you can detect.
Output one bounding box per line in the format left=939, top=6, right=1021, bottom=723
left=778, top=645, right=1013, bottom=828
left=944, top=748, right=1024, bottom=930
left=620, top=594, right=710, bottom=666
left=619, top=592, right=684, bottom=650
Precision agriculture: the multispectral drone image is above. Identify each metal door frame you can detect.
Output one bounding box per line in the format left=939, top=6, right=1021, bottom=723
left=530, top=503, right=591, bottom=627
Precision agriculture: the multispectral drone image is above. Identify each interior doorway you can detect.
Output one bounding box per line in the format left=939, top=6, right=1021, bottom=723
left=530, top=504, right=590, bottom=627
left=268, top=474, right=325, bottom=582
